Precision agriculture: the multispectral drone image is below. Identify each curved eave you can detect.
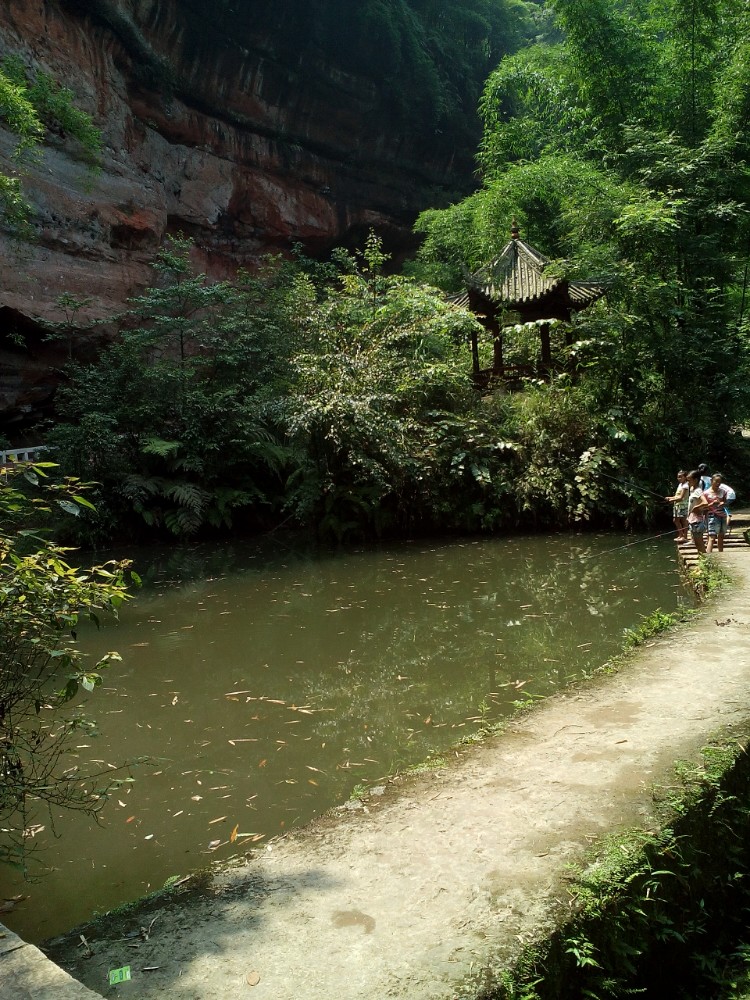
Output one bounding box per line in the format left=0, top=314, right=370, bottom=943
left=449, top=291, right=471, bottom=309
left=568, top=282, right=607, bottom=307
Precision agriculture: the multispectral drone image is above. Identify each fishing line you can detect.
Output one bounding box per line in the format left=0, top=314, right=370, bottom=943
left=575, top=529, right=678, bottom=561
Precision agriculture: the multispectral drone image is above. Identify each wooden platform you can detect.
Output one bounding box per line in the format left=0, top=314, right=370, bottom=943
left=676, top=509, right=750, bottom=573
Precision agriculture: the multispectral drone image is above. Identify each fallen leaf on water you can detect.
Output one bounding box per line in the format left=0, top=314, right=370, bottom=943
left=230, top=824, right=239, bottom=843
left=126, top=816, right=136, bottom=823
left=258, top=759, right=267, bottom=768
left=246, top=970, right=261, bottom=987
left=208, top=816, right=227, bottom=825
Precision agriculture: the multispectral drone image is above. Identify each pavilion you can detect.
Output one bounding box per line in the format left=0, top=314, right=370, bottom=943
left=453, top=222, right=605, bottom=383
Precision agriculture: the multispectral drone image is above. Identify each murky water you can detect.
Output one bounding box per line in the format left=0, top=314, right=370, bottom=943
left=1, top=531, right=687, bottom=942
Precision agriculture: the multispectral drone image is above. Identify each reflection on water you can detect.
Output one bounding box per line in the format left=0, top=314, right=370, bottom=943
left=0, top=531, right=686, bottom=942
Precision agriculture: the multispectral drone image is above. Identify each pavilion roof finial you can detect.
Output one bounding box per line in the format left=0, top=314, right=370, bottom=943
left=510, top=219, right=520, bottom=240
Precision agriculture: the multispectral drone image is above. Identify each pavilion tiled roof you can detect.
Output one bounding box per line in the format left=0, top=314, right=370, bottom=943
left=461, top=226, right=606, bottom=312
left=469, top=236, right=556, bottom=305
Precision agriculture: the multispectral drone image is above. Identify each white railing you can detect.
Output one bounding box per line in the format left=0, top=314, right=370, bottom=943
left=0, top=446, right=48, bottom=465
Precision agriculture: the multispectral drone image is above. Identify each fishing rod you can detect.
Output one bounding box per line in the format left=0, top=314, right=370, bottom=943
left=595, top=470, right=672, bottom=503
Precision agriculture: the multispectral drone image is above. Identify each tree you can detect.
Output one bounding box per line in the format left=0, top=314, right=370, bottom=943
left=281, top=235, right=494, bottom=538
left=51, top=239, right=312, bottom=538
left=0, top=463, right=134, bottom=869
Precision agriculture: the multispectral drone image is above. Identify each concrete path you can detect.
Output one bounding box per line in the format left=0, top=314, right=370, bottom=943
left=22, top=518, right=750, bottom=999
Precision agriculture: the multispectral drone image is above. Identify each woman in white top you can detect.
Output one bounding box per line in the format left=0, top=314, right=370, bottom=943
left=665, top=470, right=689, bottom=543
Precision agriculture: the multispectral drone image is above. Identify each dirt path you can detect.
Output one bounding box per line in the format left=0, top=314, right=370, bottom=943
left=53, top=524, right=750, bottom=1000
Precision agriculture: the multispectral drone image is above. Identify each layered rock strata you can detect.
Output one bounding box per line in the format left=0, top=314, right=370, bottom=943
left=0, top=0, right=477, bottom=424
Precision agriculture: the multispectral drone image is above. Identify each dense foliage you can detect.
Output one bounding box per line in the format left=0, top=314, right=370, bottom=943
left=415, top=0, right=750, bottom=489
left=0, top=465, right=133, bottom=868
left=51, top=237, right=506, bottom=541
left=49, top=231, right=671, bottom=543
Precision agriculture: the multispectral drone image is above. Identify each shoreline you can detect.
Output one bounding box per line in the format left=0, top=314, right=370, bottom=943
left=6, top=519, right=750, bottom=999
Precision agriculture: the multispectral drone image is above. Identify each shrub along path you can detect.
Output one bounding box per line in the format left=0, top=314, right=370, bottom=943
left=40, top=516, right=750, bottom=1000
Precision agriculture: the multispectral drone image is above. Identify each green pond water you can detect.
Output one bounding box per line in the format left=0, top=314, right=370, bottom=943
left=0, top=531, right=688, bottom=943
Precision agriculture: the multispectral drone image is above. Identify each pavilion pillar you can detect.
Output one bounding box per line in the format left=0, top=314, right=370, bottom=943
left=489, top=318, right=503, bottom=375
left=539, top=321, right=552, bottom=371
left=470, top=328, right=480, bottom=376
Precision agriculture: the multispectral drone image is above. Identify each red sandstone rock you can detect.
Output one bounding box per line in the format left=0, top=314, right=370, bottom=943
left=0, top=0, right=471, bottom=320
left=0, top=0, right=476, bottom=424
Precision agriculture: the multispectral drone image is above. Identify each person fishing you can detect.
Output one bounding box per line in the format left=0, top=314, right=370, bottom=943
left=686, top=469, right=709, bottom=553
left=703, top=473, right=730, bottom=553
left=665, top=470, right=689, bottom=543
left=717, top=474, right=737, bottom=534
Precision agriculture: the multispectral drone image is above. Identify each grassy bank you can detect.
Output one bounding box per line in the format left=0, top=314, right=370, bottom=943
left=481, top=730, right=750, bottom=999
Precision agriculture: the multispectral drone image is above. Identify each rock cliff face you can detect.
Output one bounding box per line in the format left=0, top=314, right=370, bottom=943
left=0, top=0, right=479, bottom=427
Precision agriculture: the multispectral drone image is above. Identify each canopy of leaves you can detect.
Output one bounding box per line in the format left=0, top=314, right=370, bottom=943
left=415, top=0, right=750, bottom=484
